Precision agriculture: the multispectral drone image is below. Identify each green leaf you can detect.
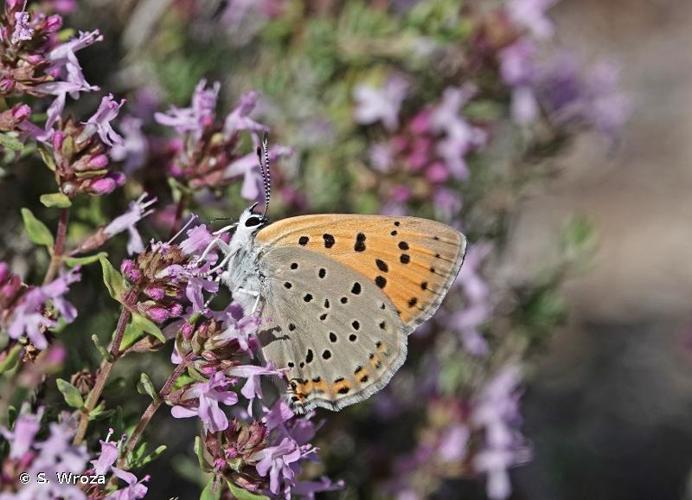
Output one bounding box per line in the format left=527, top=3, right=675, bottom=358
left=201, top=477, right=222, bottom=500
left=38, top=145, right=56, bottom=171
left=56, top=378, right=84, bottom=409
left=20, top=208, right=54, bottom=247
left=64, top=252, right=108, bottom=267
left=194, top=436, right=211, bottom=472
left=136, top=372, right=159, bottom=401
left=88, top=400, right=114, bottom=421
left=132, top=313, right=165, bottom=343
left=0, top=132, right=25, bottom=152
left=98, top=255, right=127, bottom=302
left=227, top=481, right=269, bottom=500
left=39, top=192, right=72, bottom=209
left=0, top=344, right=23, bottom=374
left=138, top=444, right=166, bottom=467
left=91, top=334, right=110, bottom=360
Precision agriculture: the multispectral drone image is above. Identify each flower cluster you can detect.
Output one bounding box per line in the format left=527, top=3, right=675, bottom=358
left=43, top=94, right=126, bottom=197
left=0, top=262, right=80, bottom=350
left=0, top=409, right=149, bottom=499
left=155, top=80, right=290, bottom=201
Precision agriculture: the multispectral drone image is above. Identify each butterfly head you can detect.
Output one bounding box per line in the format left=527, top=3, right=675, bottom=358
left=233, top=204, right=268, bottom=240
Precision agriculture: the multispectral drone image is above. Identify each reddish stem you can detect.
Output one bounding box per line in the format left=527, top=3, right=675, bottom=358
left=119, top=352, right=195, bottom=467
left=43, top=207, right=69, bottom=284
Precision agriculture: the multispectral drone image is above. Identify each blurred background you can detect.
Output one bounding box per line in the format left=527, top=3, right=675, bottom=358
left=2, top=0, right=691, bottom=499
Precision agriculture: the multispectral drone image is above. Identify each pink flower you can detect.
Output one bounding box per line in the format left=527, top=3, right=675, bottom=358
left=223, top=90, right=268, bottom=138
left=155, top=79, right=220, bottom=140
left=430, top=87, right=487, bottom=180
left=353, top=75, right=409, bottom=131
left=107, top=469, right=150, bottom=500
left=471, top=364, right=531, bottom=500
left=224, top=145, right=292, bottom=201
left=252, top=437, right=302, bottom=494
left=7, top=267, right=81, bottom=349
left=0, top=407, right=44, bottom=460
left=228, top=364, right=282, bottom=415
left=80, top=94, right=126, bottom=147
left=171, top=371, right=239, bottom=432
left=11, top=11, right=34, bottom=44
left=109, top=116, right=148, bottom=173
left=90, top=429, right=119, bottom=475
left=104, top=194, right=156, bottom=255
left=506, top=0, right=557, bottom=40
left=38, top=30, right=103, bottom=131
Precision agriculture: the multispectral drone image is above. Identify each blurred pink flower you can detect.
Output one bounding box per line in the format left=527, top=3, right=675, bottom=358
left=353, top=75, right=409, bottom=131
left=506, top=0, right=557, bottom=40
left=430, top=87, right=487, bottom=180
left=155, top=79, right=220, bottom=140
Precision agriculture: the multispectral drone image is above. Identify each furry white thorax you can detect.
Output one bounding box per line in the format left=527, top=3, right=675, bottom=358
left=217, top=208, right=266, bottom=313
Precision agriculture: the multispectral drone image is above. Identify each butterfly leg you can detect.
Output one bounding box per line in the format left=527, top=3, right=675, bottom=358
left=196, top=237, right=232, bottom=269
left=235, top=287, right=261, bottom=314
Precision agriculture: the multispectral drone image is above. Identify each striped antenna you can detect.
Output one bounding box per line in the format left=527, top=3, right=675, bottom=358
left=257, top=133, right=272, bottom=217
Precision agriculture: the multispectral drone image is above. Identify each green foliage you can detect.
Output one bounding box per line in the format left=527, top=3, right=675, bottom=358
left=0, top=344, right=23, bottom=374
left=40, top=192, right=72, bottom=208
left=136, top=372, right=159, bottom=401
left=121, top=313, right=165, bottom=350
left=227, top=481, right=269, bottom=500
left=20, top=207, right=54, bottom=247
left=98, top=255, right=128, bottom=303
left=56, top=378, right=84, bottom=409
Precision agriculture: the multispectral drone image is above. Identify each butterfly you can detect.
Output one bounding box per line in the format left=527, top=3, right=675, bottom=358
left=204, top=138, right=467, bottom=413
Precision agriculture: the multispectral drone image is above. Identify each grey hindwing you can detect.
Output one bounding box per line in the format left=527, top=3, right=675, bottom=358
left=257, top=246, right=408, bottom=412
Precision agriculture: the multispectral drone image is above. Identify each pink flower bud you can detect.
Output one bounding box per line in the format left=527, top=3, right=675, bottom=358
left=110, top=172, right=126, bottom=187
left=120, top=259, right=142, bottom=283
left=88, top=154, right=109, bottom=169
left=0, top=78, right=15, bottom=93
left=52, top=131, right=64, bottom=152
left=45, top=15, right=63, bottom=32
left=1, top=275, right=22, bottom=300
left=24, top=54, right=43, bottom=65
left=169, top=303, right=183, bottom=317
left=88, top=177, right=117, bottom=195
left=11, top=104, right=30, bottom=122
left=181, top=322, right=194, bottom=340
left=0, top=262, right=9, bottom=284
left=45, top=344, right=67, bottom=365
left=6, top=0, right=22, bottom=11
left=426, top=161, right=450, bottom=183
left=144, top=286, right=165, bottom=301
left=146, top=306, right=170, bottom=324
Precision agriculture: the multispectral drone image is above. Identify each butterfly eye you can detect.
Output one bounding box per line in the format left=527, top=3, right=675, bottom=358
left=245, top=216, right=262, bottom=227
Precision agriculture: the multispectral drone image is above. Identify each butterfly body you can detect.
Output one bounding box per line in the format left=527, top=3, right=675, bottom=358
left=215, top=208, right=467, bottom=413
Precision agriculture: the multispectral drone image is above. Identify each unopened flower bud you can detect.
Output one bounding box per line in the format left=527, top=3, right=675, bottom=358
left=11, top=104, right=30, bottom=122
left=88, top=154, right=109, bottom=169
left=146, top=306, right=170, bottom=324
left=52, top=131, right=64, bottom=152
left=144, top=286, right=165, bottom=301
left=45, top=15, right=62, bottom=31
left=169, top=303, right=183, bottom=317
left=0, top=78, right=15, bottom=93
left=121, top=259, right=142, bottom=283
left=0, top=262, right=9, bottom=283
left=88, top=177, right=117, bottom=195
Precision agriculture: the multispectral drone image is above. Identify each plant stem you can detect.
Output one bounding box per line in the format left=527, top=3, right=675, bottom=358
left=118, top=352, right=194, bottom=467
left=169, top=194, right=189, bottom=240
left=43, top=207, right=70, bottom=285
left=73, top=290, right=136, bottom=445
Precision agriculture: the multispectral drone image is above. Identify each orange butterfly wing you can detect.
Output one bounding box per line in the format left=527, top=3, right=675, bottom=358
left=256, top=214, right=466, bottom=330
